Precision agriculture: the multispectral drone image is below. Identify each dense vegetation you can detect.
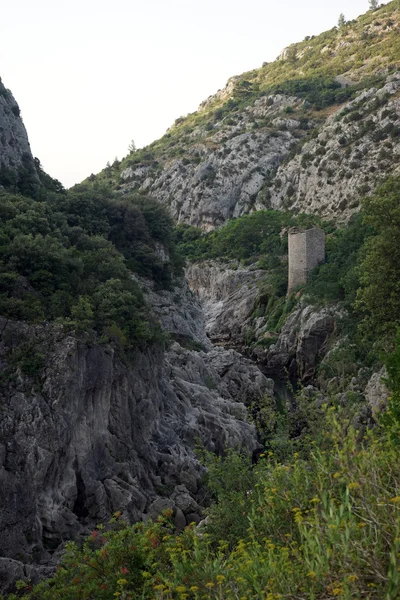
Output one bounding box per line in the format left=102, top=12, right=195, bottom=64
left=2, top=4, right=400, bottom=597
left=0, top=179, right=182, bottom=350
left=7, top=394, right=400, bottom=599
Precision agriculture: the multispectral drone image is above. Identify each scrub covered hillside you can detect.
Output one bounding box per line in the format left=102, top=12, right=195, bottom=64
left=88, top=1, right=400, bottom=229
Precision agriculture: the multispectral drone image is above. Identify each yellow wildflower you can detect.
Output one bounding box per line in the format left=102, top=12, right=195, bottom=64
left=117, top=579, right=128, bottom=586
left=332, top=587, right=344, bottom=596
left=390, top=496, right=400, bottom=503
left=307, top=572, right=317, bottom=579
left=141, top=571, right=152, bottom=579
left=190, top=586, right=199, bottom=592
left=176, top=586, right=186, bottom=593
left=205, top=582, right=215, bottom=588
left=348, top=482, right=360, bottom=490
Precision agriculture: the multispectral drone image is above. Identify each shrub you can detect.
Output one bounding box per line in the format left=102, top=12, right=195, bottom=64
left=11, top=410, right=400, bottom=600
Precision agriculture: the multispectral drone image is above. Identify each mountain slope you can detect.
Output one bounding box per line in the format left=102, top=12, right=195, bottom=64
left=90, top=0, right=400, bottom=228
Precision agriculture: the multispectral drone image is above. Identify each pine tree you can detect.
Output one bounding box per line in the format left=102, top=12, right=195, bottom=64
left=369, top=0, right=378, bottom=9
left=338, top=13, right=346, bottom=28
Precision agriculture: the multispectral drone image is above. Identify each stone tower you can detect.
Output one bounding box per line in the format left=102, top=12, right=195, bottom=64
left=288, top=227, right=325, bottom=293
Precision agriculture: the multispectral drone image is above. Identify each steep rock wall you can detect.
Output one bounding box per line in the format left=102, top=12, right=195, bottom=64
left=0, top=276, right=273, bottom=593
left=0, top=79, right=34, bottom=170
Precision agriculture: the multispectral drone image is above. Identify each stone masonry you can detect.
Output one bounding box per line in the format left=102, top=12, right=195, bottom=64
left=288, top=227, right=325, bottom=293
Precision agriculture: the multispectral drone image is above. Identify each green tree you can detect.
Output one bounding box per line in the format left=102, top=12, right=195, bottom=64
left=356, top=177, right=400, bottom=339
left=71, top=296, right=94, bottom=333
left=338, top=13, right=346, bottom=28
left=369, top=0, right=378, bottom=9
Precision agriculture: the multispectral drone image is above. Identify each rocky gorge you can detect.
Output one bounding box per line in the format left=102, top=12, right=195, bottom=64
left=1, top=1, right=400, bottom=595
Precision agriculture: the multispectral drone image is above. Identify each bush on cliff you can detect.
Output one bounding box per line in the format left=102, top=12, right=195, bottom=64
left=0, top=187, right=180, bottom=349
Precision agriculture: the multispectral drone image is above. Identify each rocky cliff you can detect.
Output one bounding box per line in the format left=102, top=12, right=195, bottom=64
left=1, top=2, right=399, bottom=594
left=0, top=276, right=273, bottom=593
left=0, top=79, right=34, bottom=171
left=186, top=261, right=336, bottom=382
left=117, top=74, right=400, bottom=228
left=91, top=1, right=400, bottom=229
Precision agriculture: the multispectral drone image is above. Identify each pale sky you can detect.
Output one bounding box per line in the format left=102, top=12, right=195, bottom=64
left=1, top=0, right=383, bottom=187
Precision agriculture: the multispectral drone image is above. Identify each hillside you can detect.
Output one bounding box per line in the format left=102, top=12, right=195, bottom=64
left=89, top=0, right=400, bottom=228
left=2, top=2, right=400, bottom=599
left=0, top=78, right=269, bottom=595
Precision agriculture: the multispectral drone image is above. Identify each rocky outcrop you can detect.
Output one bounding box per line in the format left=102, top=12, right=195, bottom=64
left=0, top=274, right=273, bottom=592
left=258, top=304, right=336, bottom=382
left=185, top=261, right=267, bottom=346
left=117, top=73, right=400, bottom=229
left=268, top=74, right=400, bottom=220
left=119, top=94, right=304, bottom=230
left=186, top=261, right=336, bottom=384
left=364, top=367, right=390, bottom=416
left=0, top=79, right=34, bottom=171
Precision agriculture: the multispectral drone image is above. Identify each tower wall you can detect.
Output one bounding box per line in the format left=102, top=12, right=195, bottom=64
left=288, top=227, right=325, bottom=293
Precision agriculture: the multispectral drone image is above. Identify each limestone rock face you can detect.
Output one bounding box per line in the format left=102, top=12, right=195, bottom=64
left=261, top=305, right=336, bottom=382
left=0, top=79, right=34, bottom=170
left=268, top=74, right=400, bottom=221
left=364, top=367, right=390, bottom=416
left=0, top=274, right=273, bottom=591
left=118, top=73, right=400, bottom=230
left=118, top=73, right=400, bottom=229
left=185, top=261, right=267, bottom=346
left=120, top=95, right=303, bottom=230
left=186, top=261, right=336, bottom=383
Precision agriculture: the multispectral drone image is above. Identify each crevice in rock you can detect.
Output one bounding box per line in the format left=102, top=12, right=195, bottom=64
left=72, top=470, right=89, bottom=519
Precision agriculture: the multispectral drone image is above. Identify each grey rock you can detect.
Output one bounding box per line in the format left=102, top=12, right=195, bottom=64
left=147, top=498, right=175, bottom=520
left=172, top=485, right=201, bottom=514
left=0, top=557, right=54, bottom=596
left=364, top=367, right=389, bottom=416
left=0, top=265, right=272, bottom=583
left=185, top=512, right=201, bottom=525
left=174, top=507, right=187, bottom=532
left=118, top=73, right=400, bottom=229
left=268, top=74, right=400, bottom=221
left=262, top=304, right=335, bottom=382
left=0, top=79, right=36, bottom=171
left=186, top=261, right=267, bottom=346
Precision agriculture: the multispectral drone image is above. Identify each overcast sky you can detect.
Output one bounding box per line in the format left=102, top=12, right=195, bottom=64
left=1, top=0, right=382, bottom=187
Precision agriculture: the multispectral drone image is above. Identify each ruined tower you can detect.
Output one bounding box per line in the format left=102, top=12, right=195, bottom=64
left=288, top=227, right=325, bottom=293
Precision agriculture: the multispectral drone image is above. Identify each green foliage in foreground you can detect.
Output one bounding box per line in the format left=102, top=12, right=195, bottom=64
left=7, top=406, right=400, bottom=600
